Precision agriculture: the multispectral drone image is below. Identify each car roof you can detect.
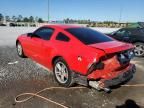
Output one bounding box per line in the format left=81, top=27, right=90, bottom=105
left=43, top=24, right=81, bottom=29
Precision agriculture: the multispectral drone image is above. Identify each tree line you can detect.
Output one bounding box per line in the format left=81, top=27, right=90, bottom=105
left=63, top=18, right=120, bottom=25
left=0, top=13, right=44, bottom=23
left=64, top=18, right=91, bottom=24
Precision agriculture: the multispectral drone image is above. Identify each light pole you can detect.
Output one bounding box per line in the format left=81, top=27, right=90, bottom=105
left=119, top=7, right=123, bottom=23
left=48, top=0, right=50, bottom=23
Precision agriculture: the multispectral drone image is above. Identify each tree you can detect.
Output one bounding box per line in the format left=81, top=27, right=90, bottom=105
left=17, top=15, right=23, bottom=22
left=23, top=17, right=29, bottom=22
left=29, top=16, right=34, bottom=23
left=64, top=18, right=70, bottom=24
left=0, top=13, right=4, bottom=22
left=5, top=16, right=10, bottom=22
left=35, top=16, right=39, bottom=22
left=38, top=18, right=44, bottom=23
left=12, top=16, right=17, bottom=22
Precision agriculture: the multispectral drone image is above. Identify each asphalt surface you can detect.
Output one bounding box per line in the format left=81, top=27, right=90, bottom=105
left=0, top=27, right=144, bottom=108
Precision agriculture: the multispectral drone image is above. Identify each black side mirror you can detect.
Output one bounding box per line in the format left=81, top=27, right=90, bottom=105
left=28, top=33, right=38, bottom=38
left=27, top=33, right=40, bottom=38
left=27, top=33, right=33, bottom=37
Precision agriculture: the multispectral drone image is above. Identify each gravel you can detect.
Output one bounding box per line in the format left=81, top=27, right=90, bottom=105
left=0, top=27, right=144, bottom=108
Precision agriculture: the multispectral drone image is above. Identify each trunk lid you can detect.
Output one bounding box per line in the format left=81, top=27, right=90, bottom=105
left=88, top=41, right=133, bottom=54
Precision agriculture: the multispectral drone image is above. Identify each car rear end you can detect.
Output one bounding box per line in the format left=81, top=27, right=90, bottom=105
left=66, top=27, right=136, bottom=92
left=87, top=42, right=136, bottom=92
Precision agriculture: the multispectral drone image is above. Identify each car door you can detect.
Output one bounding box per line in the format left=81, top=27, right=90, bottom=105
left=26, top=27, right=55, bottom=64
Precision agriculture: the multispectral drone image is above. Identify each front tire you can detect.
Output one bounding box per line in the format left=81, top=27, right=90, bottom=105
left=53, top=57, right=74, bottom=87
left=16, top=42, right=26, bottom=58
left=134, top=42, right=144, bottom=57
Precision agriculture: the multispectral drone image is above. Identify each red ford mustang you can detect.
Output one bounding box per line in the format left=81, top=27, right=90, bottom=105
left=16, top=25, right=136, bottom=92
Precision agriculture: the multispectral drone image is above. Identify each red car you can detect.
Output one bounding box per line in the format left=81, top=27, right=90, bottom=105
left=16, top=25, right=136, bottom=92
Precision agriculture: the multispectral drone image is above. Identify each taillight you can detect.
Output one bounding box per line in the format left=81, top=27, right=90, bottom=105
left=117, top=49, right=134, bottom=65
left=87, top=61, right=104, bottom=75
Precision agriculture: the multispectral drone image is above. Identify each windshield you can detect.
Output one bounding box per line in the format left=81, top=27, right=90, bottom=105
left=66, top=28, right=113, bottom=45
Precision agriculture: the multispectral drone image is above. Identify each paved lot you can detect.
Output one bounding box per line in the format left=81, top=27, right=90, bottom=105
left=0, top=27, right=144, bottom=108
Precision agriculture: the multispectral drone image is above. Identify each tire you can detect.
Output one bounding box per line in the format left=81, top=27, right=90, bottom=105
left=134, top=42, right=144, bottom=57
left=53, top=57, right=74, bottom=87
left=16, top=42, right=26, bottom=58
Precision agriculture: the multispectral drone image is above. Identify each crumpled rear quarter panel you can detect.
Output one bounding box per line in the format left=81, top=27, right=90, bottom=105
left=87, top=55, right=132, bottom=80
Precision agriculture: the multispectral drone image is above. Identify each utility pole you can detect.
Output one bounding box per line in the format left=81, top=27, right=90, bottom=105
left=48, top=0, right=50, bottom=23
left=119, top=7, right=123, bottom=23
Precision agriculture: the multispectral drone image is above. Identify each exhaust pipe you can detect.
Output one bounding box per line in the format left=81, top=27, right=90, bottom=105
left=89, top=81, right=111, bottom=93
left=103, top=88, right=111, bottom=93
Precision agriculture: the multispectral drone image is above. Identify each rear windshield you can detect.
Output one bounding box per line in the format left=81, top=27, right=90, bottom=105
left=66, top=28, right=113, bottom=45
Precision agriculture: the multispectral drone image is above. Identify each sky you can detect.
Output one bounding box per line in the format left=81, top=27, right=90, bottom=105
left=0, top=0, right=144, bottom=22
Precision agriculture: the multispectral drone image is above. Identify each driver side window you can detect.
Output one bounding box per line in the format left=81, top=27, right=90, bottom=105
left=116, top=30, right=131, bottom=37
left=34, top=27, right=54, bottom=40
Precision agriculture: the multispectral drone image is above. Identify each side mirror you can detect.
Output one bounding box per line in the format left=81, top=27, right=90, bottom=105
left=27, top=33, right=38, bottom=38
left=27, top=33, right=33, bottom=37
left=27, top=33, right=40, bottom=38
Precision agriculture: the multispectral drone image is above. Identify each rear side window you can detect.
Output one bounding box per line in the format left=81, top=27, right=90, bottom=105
left=56, top=32, right=70, bottom=42
left=66, top=28, right=113, bottom=45
left=34, top=27, right=54, bottom=40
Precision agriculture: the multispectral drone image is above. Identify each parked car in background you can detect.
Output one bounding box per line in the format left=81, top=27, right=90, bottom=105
left=16, top=25, right=136, bottom=92
left=9, top=23, right=16, bottom=27
left=107, top=28, right=144, bottom=57
left=0, top=24, right=6, bottom=26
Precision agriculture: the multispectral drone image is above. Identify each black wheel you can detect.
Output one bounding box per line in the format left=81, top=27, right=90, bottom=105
left=134, top=42, right=144, bottom=57
left=53, top=57, right=74, bottom=87
left=16, top=42, right=26, bottom=58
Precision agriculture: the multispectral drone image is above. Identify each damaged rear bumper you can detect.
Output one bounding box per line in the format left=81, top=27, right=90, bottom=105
left=88, top=64, right=136, bottom=92
left=73, top=64, right=136, bottom=92
left=102, top=64, right=136, bottom=88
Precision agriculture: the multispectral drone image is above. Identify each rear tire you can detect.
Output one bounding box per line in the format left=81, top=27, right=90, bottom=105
left=53, top=57, right=74, bottom=87
left=16, top=42, right=26, bottom=58
left=134, top=42, right=144, bottom=57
